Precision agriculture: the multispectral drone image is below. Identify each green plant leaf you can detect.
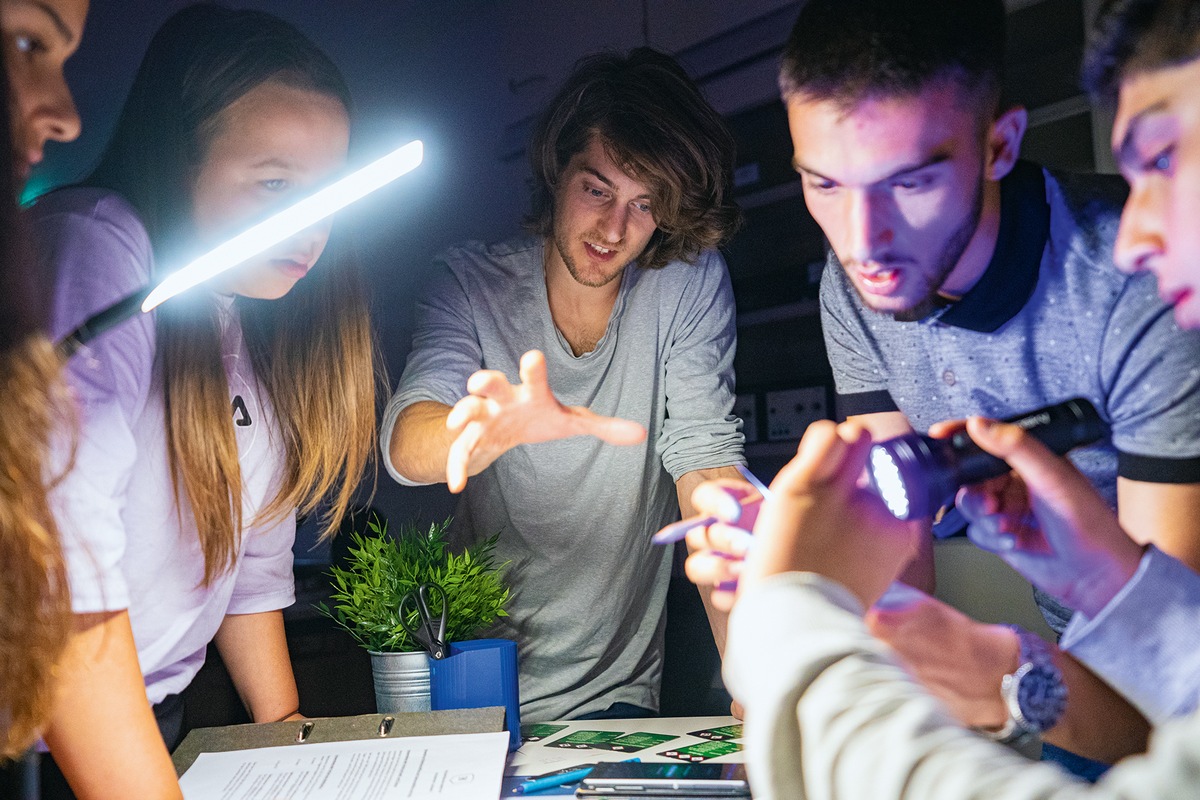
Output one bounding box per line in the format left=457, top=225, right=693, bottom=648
left=315, top=517, right=510, bottom=653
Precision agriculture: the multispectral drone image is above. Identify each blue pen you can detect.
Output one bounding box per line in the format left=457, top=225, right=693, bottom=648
left=514, top=758, right=640, bottom=795
left=652, top=464, right=772, bottom=545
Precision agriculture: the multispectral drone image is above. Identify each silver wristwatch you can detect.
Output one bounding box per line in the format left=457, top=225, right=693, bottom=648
left=991, top=627, right=1068, bottom=745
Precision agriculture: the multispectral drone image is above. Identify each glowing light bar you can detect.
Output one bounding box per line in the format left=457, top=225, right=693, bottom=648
left=142, top=139, right=423, bottom=312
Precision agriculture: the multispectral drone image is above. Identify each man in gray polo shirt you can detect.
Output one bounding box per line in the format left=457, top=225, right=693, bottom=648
left=779, top=0, right=1200, bottom=768
left=382, top=49, right=746, bottom=721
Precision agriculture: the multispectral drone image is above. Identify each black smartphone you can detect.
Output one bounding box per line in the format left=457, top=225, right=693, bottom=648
left=576, top=762, right=749, bottom=797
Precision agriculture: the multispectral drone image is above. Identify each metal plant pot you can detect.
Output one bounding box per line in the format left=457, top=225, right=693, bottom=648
left=369, top=650, right=431, bottom=713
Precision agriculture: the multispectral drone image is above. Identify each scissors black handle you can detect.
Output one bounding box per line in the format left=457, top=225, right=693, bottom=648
left=399, top=582, right=449, bottom=659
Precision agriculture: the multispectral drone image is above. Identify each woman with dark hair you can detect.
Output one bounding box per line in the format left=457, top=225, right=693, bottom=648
left=0, top=0, right=86, bottom=763
left=3, top=0, right=84, bottom=186
left=31, top=5, right=377, bottom=797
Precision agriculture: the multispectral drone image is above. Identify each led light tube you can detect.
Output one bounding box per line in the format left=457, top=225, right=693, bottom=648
left=58, top=139, right=423, bottom=358
left=142, top=139, right=423, bottom=311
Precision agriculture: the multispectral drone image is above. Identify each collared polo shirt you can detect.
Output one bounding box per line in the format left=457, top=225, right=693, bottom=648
left=819, top=161, right=1200, bottom=630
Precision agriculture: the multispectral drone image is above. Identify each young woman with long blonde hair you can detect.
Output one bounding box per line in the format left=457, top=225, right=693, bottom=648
left=31, top=5, right=377, bottom=797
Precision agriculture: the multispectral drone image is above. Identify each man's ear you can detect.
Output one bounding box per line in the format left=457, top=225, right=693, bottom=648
left=986, top=106, right=1028, bottom=182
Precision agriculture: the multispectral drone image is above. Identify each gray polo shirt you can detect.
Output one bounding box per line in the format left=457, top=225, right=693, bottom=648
left=821, top=162, right=1200, bottom=632
left=382, top=236, right=744, bottom=720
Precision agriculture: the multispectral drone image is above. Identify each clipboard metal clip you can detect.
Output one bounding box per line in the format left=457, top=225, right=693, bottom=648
left=295, top=721, right=315, bottom=743
left=378, top=716, right=395, bottom=737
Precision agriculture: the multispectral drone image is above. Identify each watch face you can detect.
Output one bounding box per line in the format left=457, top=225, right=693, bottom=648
left=1016, top=664, right=1068, bottom=731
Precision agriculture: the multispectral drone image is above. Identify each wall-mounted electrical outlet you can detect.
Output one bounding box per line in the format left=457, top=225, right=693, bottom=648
left=766, top=386, right=828, bottom=441
left=733, top=393, right=759, bottom=444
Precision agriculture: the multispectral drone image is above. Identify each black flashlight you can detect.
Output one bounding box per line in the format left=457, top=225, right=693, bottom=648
left=866, top=398, right=1109, bottom=523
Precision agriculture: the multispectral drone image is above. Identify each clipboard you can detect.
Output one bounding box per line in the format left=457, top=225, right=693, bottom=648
left=172, top=706, right=506, bottom=776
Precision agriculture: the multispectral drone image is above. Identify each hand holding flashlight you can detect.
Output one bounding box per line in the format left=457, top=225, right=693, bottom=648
left=866, top=398, right=1109, bottom=525
left=733, top=421, right=920, bottom=611
left=955, top=417, right=1143, bottom=618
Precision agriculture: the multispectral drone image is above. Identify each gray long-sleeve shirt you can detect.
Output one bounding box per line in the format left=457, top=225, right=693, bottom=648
left=382, top=236, right=744, bottom=720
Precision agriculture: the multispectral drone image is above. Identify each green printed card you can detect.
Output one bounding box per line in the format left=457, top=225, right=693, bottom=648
left=521, top=723, right=569, bottom=743
left=545, top=730, right=626, bottom=749
left=688, top=724, right=743, bottom=741
left=659, top=740, right=743, bottom=762
left=590, top=732, right=678, bottom=752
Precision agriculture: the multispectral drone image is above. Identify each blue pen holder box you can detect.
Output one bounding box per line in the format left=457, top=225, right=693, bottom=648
left=429, top=638, right=521, bottom=750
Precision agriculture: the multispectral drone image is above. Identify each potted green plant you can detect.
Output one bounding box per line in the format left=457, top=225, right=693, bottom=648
left=318, top=516, right=510, bottom=713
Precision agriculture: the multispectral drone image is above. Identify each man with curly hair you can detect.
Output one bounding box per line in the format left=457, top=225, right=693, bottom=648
left=383, top=48, right=746, bottom=721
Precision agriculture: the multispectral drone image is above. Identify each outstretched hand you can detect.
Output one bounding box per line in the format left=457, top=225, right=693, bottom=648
left=952, top=417, right=1143, bottom=618
left=444, top=350, right=646, bottom=492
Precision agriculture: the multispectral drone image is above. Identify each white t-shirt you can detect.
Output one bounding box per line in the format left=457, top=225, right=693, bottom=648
left=35, top=188, right=295, bottom=705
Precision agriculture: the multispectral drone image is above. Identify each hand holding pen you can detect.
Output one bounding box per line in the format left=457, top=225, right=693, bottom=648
left=654, top=464, right=771, bottom=612
left=652, top=464, right=770, bottom=545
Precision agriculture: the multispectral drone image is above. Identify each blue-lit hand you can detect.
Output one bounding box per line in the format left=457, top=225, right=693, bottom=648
left=953, top=417, right=1142, bottom=618
left=682, top=482, right=761, bottom=612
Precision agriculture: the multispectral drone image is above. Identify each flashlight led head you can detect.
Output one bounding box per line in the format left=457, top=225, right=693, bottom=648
left=868, top=445, right=909, bottom=519
left=866, top=398, right=1108, bottom=525
left=866, top=433, right=958, bottom=521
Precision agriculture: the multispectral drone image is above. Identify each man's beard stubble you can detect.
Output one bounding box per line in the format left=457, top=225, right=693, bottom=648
left=878, top=176, right=986, bottom=323
left=552, top=228, right=631, bottom=289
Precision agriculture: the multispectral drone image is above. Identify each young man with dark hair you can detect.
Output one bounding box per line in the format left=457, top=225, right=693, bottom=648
left=767, top=0, right=1200, bottom=769
left=678, top=1, right=1200, bottom=795
left=1086, top=0, right=1200, bottom=341
left=383, top=49, right=746, bottom=721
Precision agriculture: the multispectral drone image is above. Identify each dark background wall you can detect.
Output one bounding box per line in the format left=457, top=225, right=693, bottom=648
left=35, top=0, right=799, bottom=557
left=35, top=0, right=1106, bottom=560
left=31, top=0, right=1105, bottom=724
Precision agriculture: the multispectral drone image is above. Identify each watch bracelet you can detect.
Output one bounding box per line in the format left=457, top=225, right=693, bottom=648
left=984, top=626, right=1066, bottom=744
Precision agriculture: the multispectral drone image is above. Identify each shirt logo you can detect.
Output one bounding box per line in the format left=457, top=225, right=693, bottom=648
left=232, top=395, right=253, bottom=427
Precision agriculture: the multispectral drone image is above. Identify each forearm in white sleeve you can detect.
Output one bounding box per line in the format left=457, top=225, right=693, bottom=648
left=723, top=572, right=1200, bottom=800
left=1061, top=546, right=1200, bottom=724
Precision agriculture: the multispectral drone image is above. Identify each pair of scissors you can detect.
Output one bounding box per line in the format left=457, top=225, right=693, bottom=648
left=399, top=582, right=449, bottom=659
